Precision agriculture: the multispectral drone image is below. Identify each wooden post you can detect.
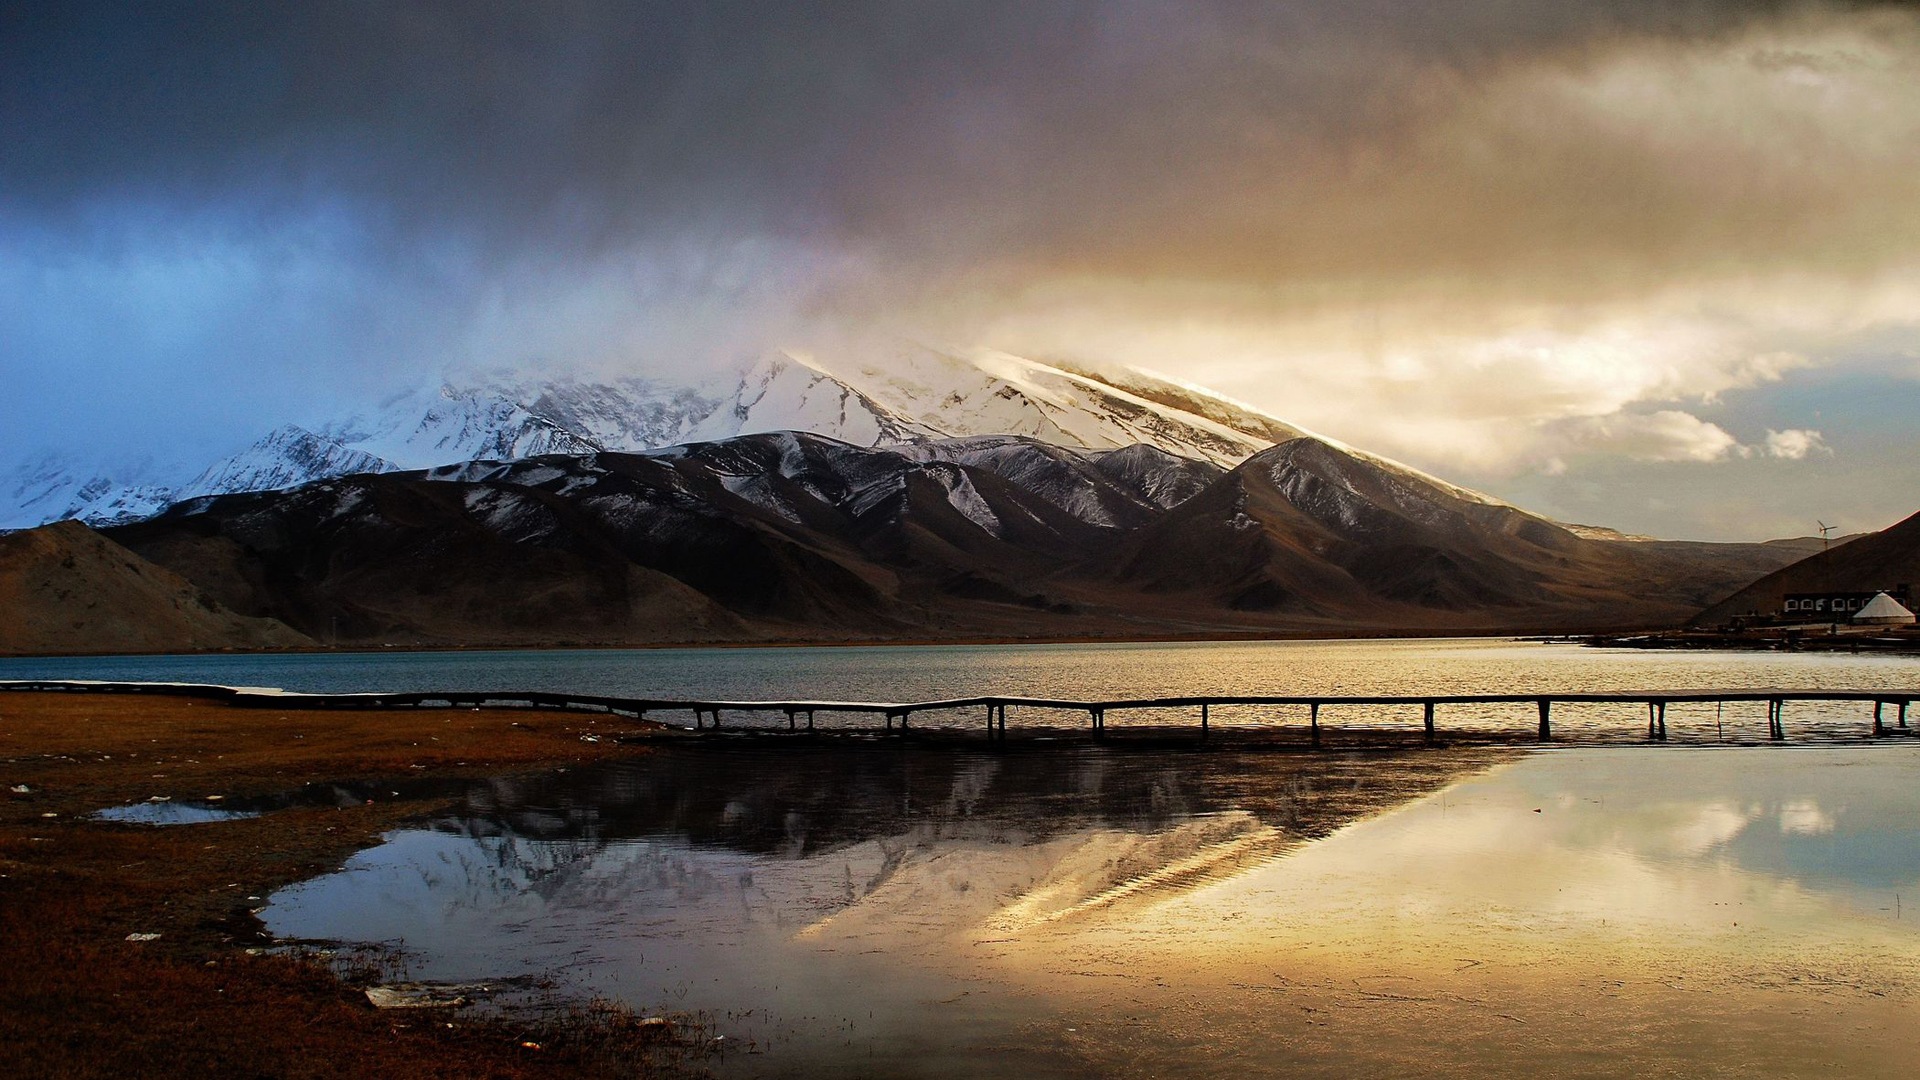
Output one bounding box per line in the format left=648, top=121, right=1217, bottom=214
left=712, top=708, right=721, bottom=730
left=1091, top=707, right=1103, bottom=737
left=1537, top=698, right=1552, bottom=742
left=1310, top=702, right=1321, bottom=747
left=786, top=708, right=796, bottom=731
left=997, top=704, right=1007, bottom=739
left=1423, top=701, right=1436, bottom=744
left=1647, top=701, right=1658, bottom=740
left=1656, top=701, right=1667, bottom=742
left=987, top=704, right=996, bottom=740
left=807, top=710, right=815, bottom=731
left=1874, top=700, right=1884, bottom=737
left=1200, top=702, right=1209, bottom=740
left=1901, top=700, right=1910, bottom=730
left=1770, top=698, right=1784, bottom=741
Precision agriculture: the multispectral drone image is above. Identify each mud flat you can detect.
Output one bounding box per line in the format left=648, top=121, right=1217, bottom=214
left=0, top=691, right=690, bottom=1078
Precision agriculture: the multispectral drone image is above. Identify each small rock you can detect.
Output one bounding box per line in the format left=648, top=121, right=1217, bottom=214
left=364, top=983, right=475, bottom=1009
left=9, top=784, right=29, bottom=794
left=126, top=932, right=162, bottom=942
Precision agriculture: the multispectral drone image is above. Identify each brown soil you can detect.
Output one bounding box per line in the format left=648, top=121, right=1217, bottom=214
left=0, top=691, right=685, bottom=1079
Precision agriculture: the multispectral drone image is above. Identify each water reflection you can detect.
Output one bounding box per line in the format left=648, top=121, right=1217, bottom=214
left=92, top=800, right=260, bottom=825
left=265, top=745, right=1920, bottom=1078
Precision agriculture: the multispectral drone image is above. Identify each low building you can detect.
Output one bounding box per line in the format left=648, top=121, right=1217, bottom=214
left=1853, top=592, right=1917, bottom=626
left=1782, top=587, right=1911, bottom=618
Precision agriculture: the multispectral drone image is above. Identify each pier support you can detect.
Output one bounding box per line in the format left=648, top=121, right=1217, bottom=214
left=1423, top=701, right=1436, bottom=744
left=1646, top=701, right=1667, bottom=742
left=1537, top=698, right=1552, bottom=742
left=1769, top=698, right=1785, bottom=741
left=1090, top=707, right=1105, bottom=737
left=1310, top=703, right=1321, bottom=748
left=1874, top=700, right=1884, bottom=737
left=807, top=710, right=815, bottom=731
left=786, top=708, right=797, bottom=732
left=1200, top=702, right=1209, bottom=741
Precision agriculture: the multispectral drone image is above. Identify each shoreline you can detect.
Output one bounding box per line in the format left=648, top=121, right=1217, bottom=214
left=0, top=688, right=1519, bottom=1077
left=0, top=624, right=1677, bottom=662
left=0, top=691, right=692, bottom=1078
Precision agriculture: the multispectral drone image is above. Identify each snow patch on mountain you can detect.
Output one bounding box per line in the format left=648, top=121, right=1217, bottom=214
left=2, top=340, right=1517, bottom=532
left=178, top=425, right=398, bottom=500
left=323, top=384, right=603, bottom=465
left=0, top=452, right=186, bottom=531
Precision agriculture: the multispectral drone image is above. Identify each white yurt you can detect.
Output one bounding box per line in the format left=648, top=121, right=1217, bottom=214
left=1852, top=592, right=1916, bottom=626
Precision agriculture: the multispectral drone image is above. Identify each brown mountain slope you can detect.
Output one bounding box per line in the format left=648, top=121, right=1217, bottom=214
left=1110, top=439, right=1823, bottom=631
left=0, top=520, right=311, bottom=655
left=83, top=434, right=1828, bottom=648
left=1692, top=510, right=1920, bottom=625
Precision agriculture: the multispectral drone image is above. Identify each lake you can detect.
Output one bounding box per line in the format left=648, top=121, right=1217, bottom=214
left=257, top=742, right=1920, bottom=1078
left=13, top=638, right=1920, bottom=1075
left=5, top=637, right=1919, bottom=740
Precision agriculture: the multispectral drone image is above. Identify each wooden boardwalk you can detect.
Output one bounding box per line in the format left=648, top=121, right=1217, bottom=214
left=4, top=679, right=1918, bottom=744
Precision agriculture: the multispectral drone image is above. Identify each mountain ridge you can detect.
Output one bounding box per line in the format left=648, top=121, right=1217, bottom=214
left=1, top=345, right=1509, bottom=533
left=37, top=430, right=1819, bottom=654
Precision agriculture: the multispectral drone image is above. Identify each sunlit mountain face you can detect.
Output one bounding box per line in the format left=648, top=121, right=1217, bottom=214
left=0, top=345, right=1457, bottom=531
left=3, top=3, right=1917, bottom=543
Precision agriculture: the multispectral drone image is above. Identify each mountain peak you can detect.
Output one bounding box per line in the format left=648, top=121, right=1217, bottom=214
left=2, top=344, right=1518, bottom=533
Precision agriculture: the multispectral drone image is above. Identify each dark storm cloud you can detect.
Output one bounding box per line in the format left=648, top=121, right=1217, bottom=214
left=0, top=0, right=1822, bottom=260
left=4, top=0, right=1918, bottom=541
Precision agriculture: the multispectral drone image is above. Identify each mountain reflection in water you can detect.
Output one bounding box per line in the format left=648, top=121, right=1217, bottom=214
left=264, top=745, right=1920, bottom=1078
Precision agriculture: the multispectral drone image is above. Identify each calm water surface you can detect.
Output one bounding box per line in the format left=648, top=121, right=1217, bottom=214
left=15, top=639, right=1920, bottom=1072
left=5, top=638, right=1919, bottom=739
left=260, top=743, right=1920, bottom=1078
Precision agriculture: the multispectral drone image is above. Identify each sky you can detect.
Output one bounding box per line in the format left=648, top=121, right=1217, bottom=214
left=2, top=0, right=1917, bottom=541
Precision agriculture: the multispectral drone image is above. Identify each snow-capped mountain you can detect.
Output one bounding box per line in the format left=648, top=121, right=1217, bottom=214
left=1, top=452, right=185, bottom=530
left=0, top=343, right=1497, bottom=530
left=177, top=426, right=399, bottom=501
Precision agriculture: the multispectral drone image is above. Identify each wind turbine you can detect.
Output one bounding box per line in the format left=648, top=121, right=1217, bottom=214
left=1817, top=520, right=1837, bottom=631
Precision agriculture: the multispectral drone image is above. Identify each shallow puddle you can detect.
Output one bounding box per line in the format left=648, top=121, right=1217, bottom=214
left=92, top=800, right=260, bottom=825
left=262, top=745, right=1920, bottom=1077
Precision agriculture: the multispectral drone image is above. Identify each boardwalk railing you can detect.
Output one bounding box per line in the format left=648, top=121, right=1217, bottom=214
left=4, top=679, right=1918, bottom=744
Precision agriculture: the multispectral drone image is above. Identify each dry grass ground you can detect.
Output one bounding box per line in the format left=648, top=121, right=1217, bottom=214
left=0, top=691, right=690, bottom=1079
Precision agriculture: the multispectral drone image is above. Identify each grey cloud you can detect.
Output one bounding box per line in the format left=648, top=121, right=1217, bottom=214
left=0, top=1, right=1828, bottom=255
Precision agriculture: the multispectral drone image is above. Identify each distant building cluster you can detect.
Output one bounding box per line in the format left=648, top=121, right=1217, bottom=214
left=1782, top=588, right=1915, bottom=625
